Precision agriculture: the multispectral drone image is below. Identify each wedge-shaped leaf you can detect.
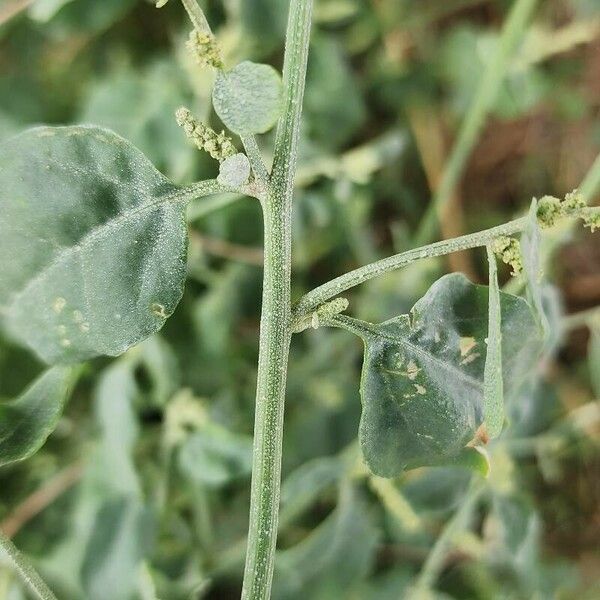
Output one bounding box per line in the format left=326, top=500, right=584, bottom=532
left=0, top=126, right=189, bottom=365
left=212, top=61, right=282, bottom=135
left=338, top=273, right=541, bottom=477
left=0, top=366, right=76, bottom=466
left=484, top=245, right=504, bottom=439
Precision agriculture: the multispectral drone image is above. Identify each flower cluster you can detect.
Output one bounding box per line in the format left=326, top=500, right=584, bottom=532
left=187, top=30, right=223, bottom=69
left=492, top=236, right=523, bottom=276
left=175, top=107, right=236, bottom=162
left=536, top=189, right=598, bottom=231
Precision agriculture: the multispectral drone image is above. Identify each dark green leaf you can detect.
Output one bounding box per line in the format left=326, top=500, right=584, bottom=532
left=340, top=273, right=541, bottom=477
left=0, top=366, right=76, bottom=466
left=0, top=126, right=188, bottom=365
left=212, top=61, right=283, bottom=135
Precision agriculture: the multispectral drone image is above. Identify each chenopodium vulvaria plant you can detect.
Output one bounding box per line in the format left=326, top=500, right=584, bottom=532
left=1, top=0, right=599, bottom=599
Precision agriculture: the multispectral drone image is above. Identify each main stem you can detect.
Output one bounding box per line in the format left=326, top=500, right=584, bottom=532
left=241, top=2, right=313, bottom=599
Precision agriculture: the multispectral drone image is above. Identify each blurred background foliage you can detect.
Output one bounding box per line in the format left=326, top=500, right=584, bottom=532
left=0, top=0, right=599, bottom=598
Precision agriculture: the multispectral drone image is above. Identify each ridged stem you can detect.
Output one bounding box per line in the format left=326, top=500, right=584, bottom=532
left=241, top=2, right=313, bottom=599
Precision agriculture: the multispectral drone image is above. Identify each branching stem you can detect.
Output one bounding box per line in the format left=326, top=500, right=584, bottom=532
left=0, top=531, right=58, bottom=600
left=241, top=2, right=313, bottom=599
left=293, top=216, right=528, bottom=321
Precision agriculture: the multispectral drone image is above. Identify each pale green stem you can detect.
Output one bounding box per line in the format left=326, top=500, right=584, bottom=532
left=413, top=478, right=483, bottom=593
left=414, top=0, right=538, bottom=245
left=293, top=216, right=528, bottom=320
left=562, top=306, right=600, bottom=331
left=241, top=136, right=270, bottom=188
left=0, top=531, right=57, bottom=600
left=180, top=0, right=212, bottom=34
left=241, top=1, right=313, bottom=599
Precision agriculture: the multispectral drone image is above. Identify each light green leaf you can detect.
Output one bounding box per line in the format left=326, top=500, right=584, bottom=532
left=522, top=198, right=549, bottom=335
left=273, top=485, right=378, bottom=598
left=218, top=153, right=251, bottom=187
left=484, top=245, right=504, bottom=439
left=279, top=456, right=343, bottom=528
left=212, top=61, right=283, bottom=135
left=81, top=497, right=153, bottom=600
left=337, top=273, right=541, bottom=477
left=177, top=424, right=253, bottom=487
left=0, top=366, right=76, bottom=466
left=0, top=126, right=189, bottom=365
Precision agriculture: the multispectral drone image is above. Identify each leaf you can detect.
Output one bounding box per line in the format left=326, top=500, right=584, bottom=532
left=79, top=60, right=197, bottom=182
left=0, top=366, right=76, bottom=466
left=484, top=245, right=504, bottom=439
left=521, top=198, right=549, bottom=335
left=177, top=424, right=253, bottom=488
left=279, top=456, right=343, bottom=528
left=81, top=496, right=154, bottom=600
left=212, top=61, right=283, bottom=135
left=340, top=273, right=541, bottom=477
left=273, top=485, right=378, bottom=598
left=0, top=126, right=188, bottom=365
left=218, top=153, right=251, bottom=187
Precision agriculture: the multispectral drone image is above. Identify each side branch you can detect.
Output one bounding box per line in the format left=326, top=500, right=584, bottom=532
left=293, top=216, right=528, bottom=319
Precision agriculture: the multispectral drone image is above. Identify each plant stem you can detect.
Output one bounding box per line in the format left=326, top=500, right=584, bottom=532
left=414, top=0, right=538, bottom=246
left=0, top=531, right=57, bottom=600
left=180, top=0, right=212, bottom=34
left=241, top=136, right=270, bottom=188
left=293, top=216, right=528, bottom=320
left=241, top=2, right=313, bottom=599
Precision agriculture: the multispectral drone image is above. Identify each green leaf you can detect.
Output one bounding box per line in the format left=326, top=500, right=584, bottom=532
left=177, top=424, right=253, bottom=487
left=484, top=245, right=504, bottom=439
left=212, top=61, right=283, bottom=135
left=521, top=198, right=549, bottom=335
left=218, top=153, right=251, bottom=187
left=338, top=273, right=541, bottom=477
left=0, top=366, right=76, bottom=466
left=81, top=497, right=153, bottom=600
left=0, top=126, right=188, bottom=365
left=273, top=485, right=378, bottom=598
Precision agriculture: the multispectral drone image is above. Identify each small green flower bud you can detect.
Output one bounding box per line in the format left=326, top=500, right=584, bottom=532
left=175, top=107, right=236, bottom=162
left=536, top=195, right=562, bottom=228
left=492, top=236, right=523, bottom=276
left=187, top=30, right=223, bottom=70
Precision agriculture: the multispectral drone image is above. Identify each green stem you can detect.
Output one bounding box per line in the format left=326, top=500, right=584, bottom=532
left=180, top=0, right=212, bottom=34
left=241, top=2, right=313, bottom=599
left=241, top=136, right=270, bottom=188
left=0, top=531, right=57, bottom=600
left=293, top=216, right=527, bottom=320
left=414, top=0, right=538, bottom=245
